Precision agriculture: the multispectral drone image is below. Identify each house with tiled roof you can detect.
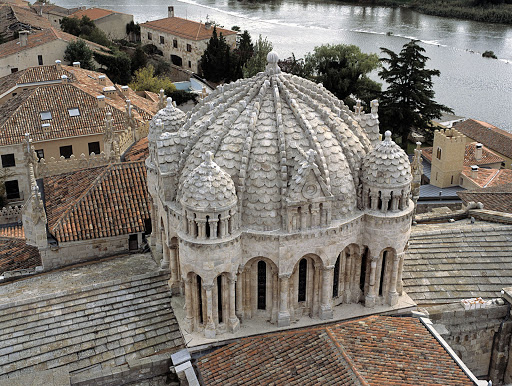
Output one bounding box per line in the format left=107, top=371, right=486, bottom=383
left=0, top=3, right=51, bottom=42
left=196, top=315, right=481, bottom=385
left=0, top=27, right=110, bottom=77
left=70, top=7, right=133, bottom=41
left=30, top=3, right=80, bottom=29
left=454, top=119, right=512, bottom=170
left=140, top=7, right=237, bottom=73
left=0, top=62, right=158, bottom=205
left=457, top=183, right=512, bottom=214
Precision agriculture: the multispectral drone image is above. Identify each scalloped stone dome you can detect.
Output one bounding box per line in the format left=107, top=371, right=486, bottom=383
left=148, top=97, right=186, bottom=143
left=158, top=52, right=377, bottom=230
left=180, top=151, right=237, bottom=211
left=362, top=131, right=412, bottom=187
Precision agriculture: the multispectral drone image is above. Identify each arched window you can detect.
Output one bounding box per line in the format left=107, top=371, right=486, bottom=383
left=379, top=251, right=388, bottom=296
left=257, top=261, right=266, bottom=310
left=333, top=255, right=340, bottom=298
left=197, top=276, right=203, bottom=324
left=298, top=258, right=308, bottom=302
left=206, top=215, right=210, bottom=238
left=360, top=247, right=368, bottom=293
left=217, top=275, right=223, bottom=323
left=217, top=214, right=222, bottom=238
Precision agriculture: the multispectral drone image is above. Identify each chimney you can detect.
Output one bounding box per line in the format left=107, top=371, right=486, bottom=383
left=475, top=143, right=483, bottom=161
left=98, top=75, right=107, bottom=86
left=19, top=31, right=29, bottom=47
left=168, top=6, right=174, bottom=18
left=97, top=95, right=105, bottom=108
left=470, top=165, right=479, bottom=179
left=121, top=85, right=129, bottom=97
left=61, top=75, right=68, bottom=84
left=55, top=59, right=62, bottom=71
left=205, top=21, right=211, bottom=30
left=73, top=61, right=81, bottom=68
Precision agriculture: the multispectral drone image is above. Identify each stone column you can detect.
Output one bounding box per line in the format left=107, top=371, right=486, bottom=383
left=300, top=207, right=307, bottom=230
left=203, top=284, right=216, bottom=338
left=278, top=274, right=291, bottom=327
left=271, top=272, right=278, bottom=323
left=320, top=266, right=334, bottom=320
left=219, top=215, right=229, bottom=237
left=311, top=203, right=320, bottom=227
left=184, top=277, right=194, bottom=332
left=396, top=252, right=405, bottom=295
left=313, top=263, right=321, bottom=317
left=228, top=274, right=240, bottom=333
left=391, top=194, right=400, bottom=211
left=370, top=192, right=379, bottom=211
left=343, top=251, right=351, bottom=303
left=209, top=218, right=219, bottom=239
left=381, top=194, right=391, bottom=212
left=363, top=188, right=370, bottom=209
left=388, top=254, right=401, bottom=306
left=187, top=215, right=196, bottom=238
left=160, top=241, right=170, bottom=270
left=197, top=218, right=207, bottom=239
left=168, top=245, right=180, bottom=292
left=365, top=257, right=378, bottom=308
left=235, top=272, right=243, bottom=320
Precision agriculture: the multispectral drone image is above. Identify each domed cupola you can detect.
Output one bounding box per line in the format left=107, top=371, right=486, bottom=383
left=148, top=97, right=186, bottom=166
left=361, top=131, right=412, bottom=212
left=179, top=151, right=239, bottom=240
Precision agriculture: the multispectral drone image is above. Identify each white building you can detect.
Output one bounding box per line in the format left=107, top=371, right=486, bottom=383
left=147, top=53, right=414, bottom=338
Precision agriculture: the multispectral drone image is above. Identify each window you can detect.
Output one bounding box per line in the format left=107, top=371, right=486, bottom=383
left=187, top=43, right=192, bottom=52
left=173, top=39, right=177, bottom=48
left=436, top=147, right=442, bottom=160
left=88, top=141, right=100, bottom=155
left=35, top=149, right=44, bottom=160
left=217, top=276, right=223, bottom=323
left=11, top=68, right=18, bottom=73
left=59, top=145, right=73, bottom=159
left=160, top=36, right=164, bottom=44
left=1, top=154, right=15, bottom=168
left=38, top=55, right=43, bottom=65
left=147, top=32, right=152, bottom=40
left=40, top=111, right=52, bottom=120
left=129, top=234, right=138, bottom=250
left=333, top=255, right=340, bottom=298
left=257, top=261, right=266, bottom=310
left=68, top=108, right=80, bottom=117
left=171, top=55, right=182, bottom=67
left=5, top=180, right=20, bottom=200
left=188, top=60, right=191, bottom=68
left=298, top=258, right=307, bottom=302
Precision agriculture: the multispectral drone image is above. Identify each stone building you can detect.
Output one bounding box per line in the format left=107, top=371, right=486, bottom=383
left=147, top=53, right=414, bottom=338
left=70, top=7, right=134, bottom=41
left=140, top=7, right=237, bottom=73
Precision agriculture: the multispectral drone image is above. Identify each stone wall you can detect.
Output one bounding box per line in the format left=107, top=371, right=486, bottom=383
left=421, top=300, right=510, bottom=380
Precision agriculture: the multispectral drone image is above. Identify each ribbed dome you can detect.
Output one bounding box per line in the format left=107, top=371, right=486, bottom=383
left=180, top=151, right=237, bottom=211
left=362, top=131, right=412, bottom=187
left=148, top=97, right=185, bottom=143
left=159, top=52, right=375, bottom=230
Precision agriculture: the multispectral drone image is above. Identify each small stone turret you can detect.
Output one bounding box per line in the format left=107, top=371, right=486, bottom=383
left=22, top=164, right=47, bottom=248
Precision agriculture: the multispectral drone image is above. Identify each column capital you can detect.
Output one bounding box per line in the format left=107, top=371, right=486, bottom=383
left=279, top=273, right=291, bottom=279
left=322, top=265, right=335, bottom=271
left=202, top=283, right=214, bottom=291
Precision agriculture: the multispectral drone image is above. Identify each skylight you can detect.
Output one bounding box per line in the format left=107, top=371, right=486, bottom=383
left=40, top=111, right=52, bottom=120
left=68, top=108, right=80, bottom=117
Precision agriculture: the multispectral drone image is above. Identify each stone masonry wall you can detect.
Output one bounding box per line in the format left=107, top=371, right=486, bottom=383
left=421, top=301, right=509, bottom=380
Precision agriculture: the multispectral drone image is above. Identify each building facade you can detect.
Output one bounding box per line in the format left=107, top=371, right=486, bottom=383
left=147, top=53, right=414, bottom=338
left=140, top=7, right=237, bottom=74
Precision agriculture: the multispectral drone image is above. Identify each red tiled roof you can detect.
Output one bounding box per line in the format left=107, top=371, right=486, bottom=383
left=458, top=183, right=512, bottom=213
left=44, top=161, right=150, bottom=242
left=197, top=315, right=474, bottom=386
left=0, top=3, right=52, bottom=34
left=422, top=143, right=503, bottom=167
left=71, top=7, right=127, bottom=20
left=462, top=166, right=512, bottom=188
left=141, top=17, right=236, bottom=41
left=0, top=64, right=75, bottom=95
left=455, top=119, right=512, bottom=159
left=0, top=237, right=41, bottom=274
left=0, top=224, right=24, bottom=239
left=124, top=137, right=148, bottom=162
left=0, top=27, right=110, bottom=59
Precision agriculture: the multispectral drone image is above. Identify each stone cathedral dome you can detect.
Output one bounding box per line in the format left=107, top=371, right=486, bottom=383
left=157, top=53, right=378, bottom=231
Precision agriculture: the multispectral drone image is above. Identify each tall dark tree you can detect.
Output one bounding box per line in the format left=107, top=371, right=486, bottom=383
left=379, top=40, right=453, bottom=146
left=200, top=27, right=233, bottom=83
left=303, top=44, right=381, bottom=106
left=64, top=39, right=95, bottom=70
left=235, top=30, right=254, bottom=68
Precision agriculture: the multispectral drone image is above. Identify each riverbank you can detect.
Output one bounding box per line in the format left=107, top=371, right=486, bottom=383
left=339, top=0, right=512, bottom=24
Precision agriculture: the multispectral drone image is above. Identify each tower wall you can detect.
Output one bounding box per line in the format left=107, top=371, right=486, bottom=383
left=430, top=128, right=466, bottom=188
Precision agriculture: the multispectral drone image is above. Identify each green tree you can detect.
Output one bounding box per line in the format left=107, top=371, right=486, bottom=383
left=60, top=16, right=111, bottom=47
left=200, top=27, right=233, bottom=83
left=379, top=40, right=453, bottom=146
left=302, top=44, right=381, bottom=105
left=243, top=35, right=272, bottom=78
left=60, top=16, right=81, bottom=36
left=130, top=46, right=147, bottom=75
left=235, top=30, right=253, bottom=67
left=129, top=65, right=176, bottom=94
left=64, top=39, right=95, bottom=70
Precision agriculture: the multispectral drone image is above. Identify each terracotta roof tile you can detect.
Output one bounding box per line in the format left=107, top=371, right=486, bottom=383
left=422, top=142, right=503, bottom=167
left=457, top=183, right=512, bottom=213
left=141, top=17, right=236, bottom=41
left=43, top=161, right=149, bottom=242
left=462, top=166, right=512, bottom=188
left=455, top=119, right=512, bottom=159
left=0, top=64, right=74, bottom=95
left=124, top=137, right=148, bottom=162
left=71, top=7, right=127, bottom=20
left=0, top=3, right=51, bottom=35
left=0, top=236, right=41, bottom=274
left=197, top=316, right=474, bottom=386
left=0, top=224, right=24, bottom=238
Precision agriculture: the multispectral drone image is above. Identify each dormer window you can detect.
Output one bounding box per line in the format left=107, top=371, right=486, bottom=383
left=68, top=108, right=80, bottom=117
left=40, top=111, right=52, bottom=120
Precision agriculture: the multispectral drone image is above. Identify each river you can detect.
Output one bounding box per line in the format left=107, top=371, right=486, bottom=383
left=53, top=0, right=512, bottom=132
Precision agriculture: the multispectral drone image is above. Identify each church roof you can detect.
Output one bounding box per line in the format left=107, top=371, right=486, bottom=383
left=362, top=131, right=411, bottom=188
left=157, top=53, right=375, bottom=230
left=43, top=161, right=149, bottom=242
left=196, top=315, right=475, bottom=385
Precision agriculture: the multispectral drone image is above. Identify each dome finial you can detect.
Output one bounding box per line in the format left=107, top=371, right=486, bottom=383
left=204, top=150, right=214, bottom=165
left=265, top=51, right=281, bottom=75
left=384, top=130, right=392, bottom=142
left=165, top=97, right=173, bottom=110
